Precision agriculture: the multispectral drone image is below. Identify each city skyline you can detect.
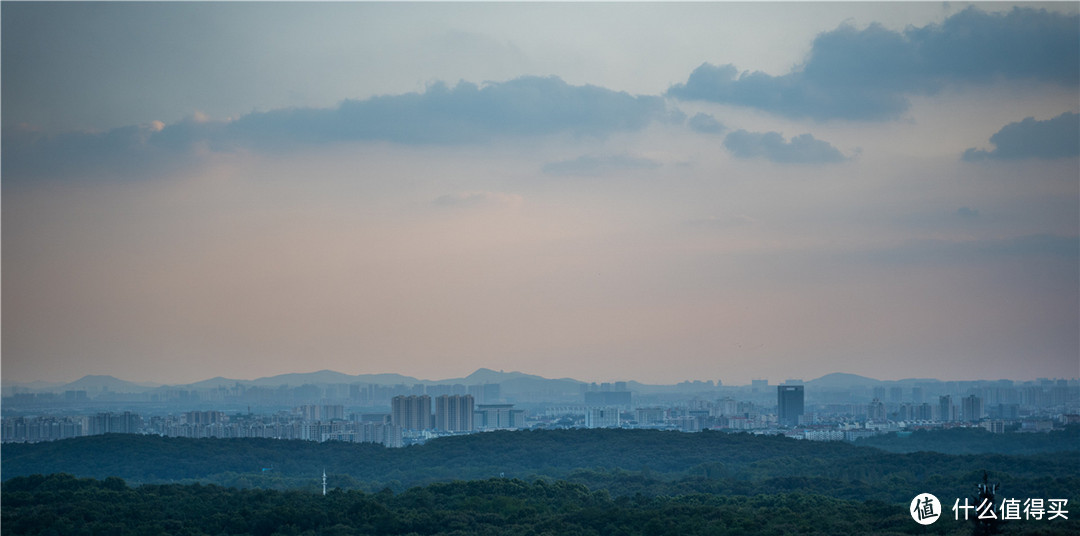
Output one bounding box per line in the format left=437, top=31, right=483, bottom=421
left=4, top=3, right=1078, bottom=386
left=7, top=364, right=1074, bottom=447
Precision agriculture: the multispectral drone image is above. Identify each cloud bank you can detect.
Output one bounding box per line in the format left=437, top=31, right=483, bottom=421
left=723, top=130, right=847, bottom=164
left=3, top=76, right=670, bottom=180
left=667, top=7, right=1079, bottom=120
left=963, top=112, right=1079, bottom=161
left=228, top=77, right=669, bottom=146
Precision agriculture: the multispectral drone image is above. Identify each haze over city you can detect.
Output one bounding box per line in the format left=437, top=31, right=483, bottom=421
left=3, top=2, right=1078, bottom=387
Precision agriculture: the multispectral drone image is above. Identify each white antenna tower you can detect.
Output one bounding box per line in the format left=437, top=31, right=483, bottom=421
left=322, top=469, right=327, bottom=496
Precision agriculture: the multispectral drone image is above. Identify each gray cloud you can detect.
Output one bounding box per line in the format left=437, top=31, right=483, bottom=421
left=723, top=130, right=847, bottom=164
left=1, top=121, right=204, bottom=183
left=541, top=154, right=662, bottom=176
left=668, top=7, right=1079, bottom=120
left=3, top=76, right=668, bottom=180
left=861, top=234, right=1079, bottom=265
left=687, top=112, right=726, bottom=134
left=962, top=112, right=1079, bottom=161
left=226, top=77, right=668, bottom=147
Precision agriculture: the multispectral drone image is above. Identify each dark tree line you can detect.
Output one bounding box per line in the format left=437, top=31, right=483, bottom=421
left=3, top=428, right=1077, bottom=503
left=11, top=473, right=1077, bottom=536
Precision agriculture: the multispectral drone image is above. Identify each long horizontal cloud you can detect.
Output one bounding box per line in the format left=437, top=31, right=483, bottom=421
left=3, top=76, right=671, bottom=180
left=860, top=234, right=1079, bottom=265
left=963, top=112, right=1079, bottom=161
left=668, top=7, right=1079, bottom=120
left=227, top=77, right=671, bottom=146
left=2, top=121, right=193, bottom=182
left=723, top=130, right=847, bottom=164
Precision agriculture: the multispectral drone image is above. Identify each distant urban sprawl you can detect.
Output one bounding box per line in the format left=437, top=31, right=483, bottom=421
left=3, top=370, right=1077, bottom=447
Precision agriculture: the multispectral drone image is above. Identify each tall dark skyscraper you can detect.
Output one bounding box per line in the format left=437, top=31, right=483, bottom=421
left=777, top=385, right=804, bottom=427
left=939, top=395, right=955, bottom=422
left=962, top=394, right=984, bottom=422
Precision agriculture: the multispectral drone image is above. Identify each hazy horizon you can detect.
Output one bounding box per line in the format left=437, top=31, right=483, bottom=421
left=4, top=3, right=1078, bottom=387
left=5, top=366, right=1077, bottom=390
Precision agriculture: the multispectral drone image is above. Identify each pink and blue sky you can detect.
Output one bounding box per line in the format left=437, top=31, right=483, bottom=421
left=3, top=2, right=1077, bottom=385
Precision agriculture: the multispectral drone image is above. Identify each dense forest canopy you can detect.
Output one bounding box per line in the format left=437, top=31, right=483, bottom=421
left=3, top=428, right=1077, bottom=503
left=852, top=426, right=1080, bottom=455
left=4, top=473, right=1078, bottom=536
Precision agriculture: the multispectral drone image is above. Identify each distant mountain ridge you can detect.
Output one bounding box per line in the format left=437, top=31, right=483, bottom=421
left=4, top=368, right=575, bottom=395
left=42, top=375, right=162, bottom=394
left=4, top=369, right=1032, bottom=396
left=805, top=372, right=880, bottom=389
left=431, top=368, right=576, bottom=386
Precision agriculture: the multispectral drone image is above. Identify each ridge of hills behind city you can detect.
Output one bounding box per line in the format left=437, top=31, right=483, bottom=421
left=0, top=368, right=996, bottom=396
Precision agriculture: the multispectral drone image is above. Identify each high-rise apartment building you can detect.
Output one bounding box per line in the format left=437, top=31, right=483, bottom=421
left=939, top=395, right=956, bottom=422
left=914, top=403, right=933, bottom=421
left=391, top=395, right=432, bottom=430
left=87, top=411, right=141, bottom=435
left=467, top=383, right=500, bottom=404
left=185, top=411, right=225, bottom=425
left=867, top=398, right=886, bottom=423
left=962, top=395, right=984, bottom=422
left=585, top=407, right=621, bottom=428
left=435, top=394, right=475, bottom=432
left=635, top=407, right=665, bottom=424
left=777, top=385, right=804, bottom=427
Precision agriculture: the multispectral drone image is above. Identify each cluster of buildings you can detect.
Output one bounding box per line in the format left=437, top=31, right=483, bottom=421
left=3, top=382, right=505, bottom=410
left=2, top=411, right=141, bottom=443
left=0, top=396, right=531, bottom=447
left=3, top=378, right=1077, bottom=446
left=553, top=381, right=1078, bottom=441
left=391, top=395, right=526, bottom=435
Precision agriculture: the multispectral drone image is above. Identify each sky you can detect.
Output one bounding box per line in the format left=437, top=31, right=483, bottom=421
left=2, top=2, right=1078, bottom=386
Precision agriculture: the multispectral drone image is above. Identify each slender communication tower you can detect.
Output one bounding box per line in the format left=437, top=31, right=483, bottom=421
left=322, top=469, right=327, bottom=496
